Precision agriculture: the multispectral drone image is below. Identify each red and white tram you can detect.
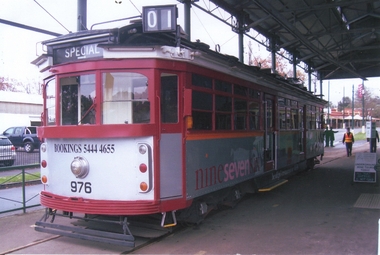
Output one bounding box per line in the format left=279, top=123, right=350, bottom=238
left=33, top=5, right=325, bottom=246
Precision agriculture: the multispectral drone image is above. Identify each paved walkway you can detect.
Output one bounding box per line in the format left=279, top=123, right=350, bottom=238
left=0, top=137, right=378, bottom=254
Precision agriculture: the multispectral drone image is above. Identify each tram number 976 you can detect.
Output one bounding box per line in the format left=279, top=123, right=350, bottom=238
left=71, top=181, right=92, bottom=193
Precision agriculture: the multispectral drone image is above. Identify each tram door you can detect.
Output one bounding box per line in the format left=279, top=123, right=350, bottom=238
left=159, top=73, right=183, bottom=199
left=264, top=96, right=276, bottom=171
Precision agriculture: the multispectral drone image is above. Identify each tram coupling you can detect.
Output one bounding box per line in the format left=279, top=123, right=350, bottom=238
left=34, top=208, right=135, bottom=247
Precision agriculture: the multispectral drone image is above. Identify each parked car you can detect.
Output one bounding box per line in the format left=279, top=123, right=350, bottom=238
left=2, top=126, right=41, bottom=153
left=0, top=135, right=16, bottom=166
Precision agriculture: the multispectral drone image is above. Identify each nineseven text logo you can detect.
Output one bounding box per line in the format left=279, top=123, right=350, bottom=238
left=195, top=159, right=258, bottom=190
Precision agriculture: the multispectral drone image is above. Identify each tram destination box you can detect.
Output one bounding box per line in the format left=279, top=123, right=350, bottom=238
left=142, top=5, right=177, bottom=33
left=354, top=153, right=377, bottom=183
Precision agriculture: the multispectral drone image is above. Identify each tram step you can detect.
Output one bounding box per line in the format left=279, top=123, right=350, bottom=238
left=258, top=179, right=288, bottom=192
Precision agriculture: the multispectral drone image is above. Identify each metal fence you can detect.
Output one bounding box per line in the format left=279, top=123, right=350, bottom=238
left=0, top=147, right=40, bottom=168
left=0, top=148, right=41, bottom=215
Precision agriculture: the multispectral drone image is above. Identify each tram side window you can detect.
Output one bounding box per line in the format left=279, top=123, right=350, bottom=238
left=290, top=100, right=299, bottom=129
left=278, top=97, right=286, bottom=129
left=310, top=106, right=316, bottom=129
left=192, top=73, right=212, bottom=89
left=215, top=79, right=232, bottom=93
left=61, top=74, right=96, bottom=125
left=234, top=99, right=247, bottom=130
left=317, top=107, right=323, bottom=129
left=306, top=105, right=317, bottom=129
left=266, top=100, right=273, bottom=129
left=161, top=74, right=178, bottom=123
left=299, top=107, right=303, bottom=129
left=291, top=109, right=299, bottom=129
left=249, top=101, right=259, bottom=130
left=215, top=95, right=232, bottom=130
left=45, top=79, right=56, bottom=125
left=102, top=72, right=149, bottom=124
left=192, top=90, right=212, bottom=130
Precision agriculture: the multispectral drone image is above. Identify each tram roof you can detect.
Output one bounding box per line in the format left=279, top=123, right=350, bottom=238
left=204, top=0, right=380, bottom=80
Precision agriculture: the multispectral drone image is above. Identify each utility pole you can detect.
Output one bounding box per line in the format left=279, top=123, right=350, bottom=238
left=77, top=0, right=87, bottom=31
left=351, top=84, right=354, bottom=128
left=362, top=81, right=365, bottom=127
left=328, top=81, right=330, bottom=126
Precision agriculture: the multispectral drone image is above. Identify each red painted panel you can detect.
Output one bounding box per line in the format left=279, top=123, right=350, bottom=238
left=38, top=124, right=157, bottom=139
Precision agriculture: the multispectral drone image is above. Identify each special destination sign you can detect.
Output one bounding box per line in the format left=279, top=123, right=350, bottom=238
left=53, top=43, right=103, bottom=64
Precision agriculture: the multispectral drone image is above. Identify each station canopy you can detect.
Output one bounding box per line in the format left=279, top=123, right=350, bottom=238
left=207, top=0, right=380, bottom=80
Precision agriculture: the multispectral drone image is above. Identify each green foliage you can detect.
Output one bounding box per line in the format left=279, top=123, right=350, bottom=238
left=354, top=132, right=366, bottom=141
left=0, top=172, right=40, bottom=185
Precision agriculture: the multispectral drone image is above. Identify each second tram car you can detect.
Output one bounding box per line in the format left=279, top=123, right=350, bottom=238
left=33, top=5, right=325, bottom=246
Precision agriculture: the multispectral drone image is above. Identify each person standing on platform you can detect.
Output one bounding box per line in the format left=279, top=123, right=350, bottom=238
left=328, top=126, right=339, bottom=147
left=324, top=127, right=330, bottom=147
left=370, top=130, right=379, bottom=153
left=342, top=127, right=354, bottom=157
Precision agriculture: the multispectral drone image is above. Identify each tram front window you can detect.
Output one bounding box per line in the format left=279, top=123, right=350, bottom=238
left=61, top=74, right=96, bottom=125
left=102, top=72, right=149, bottom=124
left=46, top=79, right=56, bottom=125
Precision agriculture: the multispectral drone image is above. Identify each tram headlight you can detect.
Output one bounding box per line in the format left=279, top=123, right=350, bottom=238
left=139, top=144, right=147, bottom=154
left=40, top=143, right=47, bottom=153
left=71, top=156, right=90, bottom=178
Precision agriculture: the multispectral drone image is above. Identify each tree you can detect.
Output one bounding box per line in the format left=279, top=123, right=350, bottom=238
left=355, top=87, right=380, bottom=118
left=250, top=49, right=306, bottom=82
left=0, top=76, right=41, bottom=95
left=0, top=77, right=18, bottom=92
left=337, top=96, right=351, bottom=111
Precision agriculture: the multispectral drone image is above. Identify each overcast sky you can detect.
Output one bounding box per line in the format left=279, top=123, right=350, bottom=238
left=1, top=0, right=378, bottom=105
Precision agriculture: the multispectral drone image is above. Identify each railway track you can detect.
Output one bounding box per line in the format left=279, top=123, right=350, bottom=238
left=1, top=215, right=186, bottom=254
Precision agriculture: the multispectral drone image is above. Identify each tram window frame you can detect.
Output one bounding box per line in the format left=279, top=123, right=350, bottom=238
left=45, top=78, right=56, bottom=126
left=60, top=74, right=96, bottom=126
left=102, top=72, right=149, bottom=125
left=234, top=98, right=247, bottom=130
left=306, top=105, right=311, bottom=129
left=316, top=107, right=323, bottom=129
left=278, top=97, right=286, bottom=129
left=299, top=107, right=303, bottom=129
left=249, top=101, right=260, bottom=130
left=192, top=73, right=212, bottom=89
left=190, top=73, right=261, bottom=131
left=306, top=105, right=317, bottom=129
left=161, top=73, right=178, bottom=124
left=215, top=79, right=232, bottom=93
left=215, top=95, right=232, bottom=130
left=291, top=108, right=299, bottom=129
left=192, top=90, right=213, bottom=130
left=290, top=100, right=299, bottom=129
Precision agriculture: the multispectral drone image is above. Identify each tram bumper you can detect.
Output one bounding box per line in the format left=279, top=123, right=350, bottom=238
left=35, top=209, right=135, bottom=247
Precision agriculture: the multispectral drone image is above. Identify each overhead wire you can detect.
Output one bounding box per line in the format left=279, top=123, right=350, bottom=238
left=192, top=1, right=238, bottom=51
left=33, top=0, right=71, bottom=33
left=191, top=8, right=216, bottom=46
left=128, top=0, right=141, bottom=15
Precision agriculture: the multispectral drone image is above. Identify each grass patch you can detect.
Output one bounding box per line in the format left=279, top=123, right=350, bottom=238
left=354, top=132, right=366, bottom=141
left=0, top=172, right=40, bottom=185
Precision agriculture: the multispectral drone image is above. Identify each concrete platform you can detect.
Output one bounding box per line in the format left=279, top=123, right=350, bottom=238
left=0, top=139, right=379, bottom=254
